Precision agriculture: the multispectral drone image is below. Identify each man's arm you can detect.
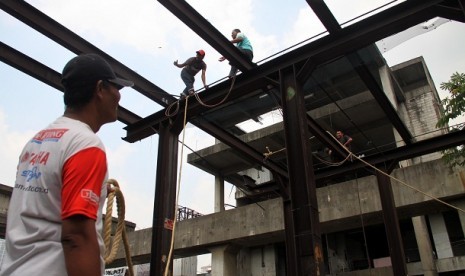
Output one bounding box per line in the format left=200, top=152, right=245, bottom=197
left=62, top=215, right=101, bottom=276
left=201, top=67, right=208, bottom=88
left=230, top=33, right=244, bottom=44
left=173, top=58, right=191, bottom=68
left=344, top=135, right=353, bottom=147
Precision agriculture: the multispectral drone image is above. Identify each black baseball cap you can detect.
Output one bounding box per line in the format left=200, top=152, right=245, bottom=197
left=61, top=53, right=134, bottom=90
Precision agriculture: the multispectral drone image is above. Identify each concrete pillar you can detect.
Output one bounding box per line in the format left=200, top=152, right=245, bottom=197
left=214, top=175, right=225, bottom=213
left=210, top=245, right=237, bottom=276
left=412, top=216, right=438, bottom=276
left=429, top=213, right=453, bottom=258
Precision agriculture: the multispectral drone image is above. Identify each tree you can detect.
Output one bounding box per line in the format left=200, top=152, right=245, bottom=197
left=436, top=72, right=465, bottom=168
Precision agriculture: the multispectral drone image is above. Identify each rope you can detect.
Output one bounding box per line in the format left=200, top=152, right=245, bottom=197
left=263, top=131, right=465, bottom=214
left=329, top=135, right=465, bottom=214
left=165, top=75, right=237, bottom=118
left=193, top=75, right=236, bottom=108
left=104, top=179, right=134, bottom=276
left=164, top=94, right=191, bottom=276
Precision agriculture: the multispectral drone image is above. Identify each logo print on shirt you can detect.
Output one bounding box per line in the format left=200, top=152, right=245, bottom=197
left=21, top=166, right=42, bottom=182
left=32, top=129, right=69, bottom=144
left=20, top=151, right=50, bottom=165
left=81, top=189, right=99, bottom=206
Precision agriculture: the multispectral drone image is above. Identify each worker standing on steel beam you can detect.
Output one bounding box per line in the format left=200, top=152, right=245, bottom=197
left=173, top=49, right=208, bottom=98
left=219, top=28, right=253, bottom=78
left=0, top=53, right=133, bottom=276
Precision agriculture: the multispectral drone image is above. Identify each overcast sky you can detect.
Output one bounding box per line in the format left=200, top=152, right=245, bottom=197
left=1, top=0, right=465, bottom=271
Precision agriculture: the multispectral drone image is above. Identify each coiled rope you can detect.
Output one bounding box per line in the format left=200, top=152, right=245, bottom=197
left=104, top=178, right=134, bottom=276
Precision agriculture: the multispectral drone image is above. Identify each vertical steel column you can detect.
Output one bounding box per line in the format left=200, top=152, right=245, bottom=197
left=375, top=169, right=408, bottom=276
left=149, top=121, right=180, bottom=276
left=280, top=66, right=325, bottom=275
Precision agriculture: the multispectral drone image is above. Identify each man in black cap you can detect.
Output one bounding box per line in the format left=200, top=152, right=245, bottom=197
left=173, top=49, right=208, bottom=98
left=1, top=53, right=133, bottom=276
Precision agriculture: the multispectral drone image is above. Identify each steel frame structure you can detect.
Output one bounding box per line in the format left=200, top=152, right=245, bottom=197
left=1, top=0, right=465, bottom=275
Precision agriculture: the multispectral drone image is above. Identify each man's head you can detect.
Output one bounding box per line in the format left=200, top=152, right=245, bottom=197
left=336, top=131, right=343, bottom=139
left=196, top=49, right=205, bottom=60
left=61, top=53, right=133, bottom=109
left=231, top=28, right=241, bottom=39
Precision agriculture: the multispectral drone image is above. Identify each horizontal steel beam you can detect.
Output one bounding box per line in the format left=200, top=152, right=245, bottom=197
left=0, top=0, right=173, bottom=106
left=126, top=0, right=439, bottom=143
left=0, top=41, right=140, bottom=125
left=315, top=129, right=465, bottom=179
left=157, top=0, right=254, bottom=72
left=124, top=76, right=270, bottom=141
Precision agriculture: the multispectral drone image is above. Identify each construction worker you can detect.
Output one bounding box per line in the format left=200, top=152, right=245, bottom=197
left=173, top=49, right=208, bottom=98
left=219, top=28, right=253, bottom=78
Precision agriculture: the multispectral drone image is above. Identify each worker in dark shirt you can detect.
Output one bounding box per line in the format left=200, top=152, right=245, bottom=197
left=327, top=130, right=353, bottom=161
left=174, top=49, right=208, bottom=97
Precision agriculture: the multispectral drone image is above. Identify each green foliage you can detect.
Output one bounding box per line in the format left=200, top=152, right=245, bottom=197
left=436, top=72, right=465, bottom=168
left=437, top=72, right=465, bottom=128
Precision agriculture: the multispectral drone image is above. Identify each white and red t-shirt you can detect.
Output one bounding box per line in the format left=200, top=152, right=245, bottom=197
left=0, top=116, right=108, bottom=276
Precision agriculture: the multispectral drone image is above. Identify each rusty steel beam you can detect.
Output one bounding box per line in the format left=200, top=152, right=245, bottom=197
left=125, top=0, right=442, bottom=142
left=280, top=67, right=324, bottom=275
left=436, top=0, right=465, bottom=22
left=347, top=53, right=413, bottom=143
left=123, top=76, right=270, bottom=141
left=306, top=0, right=341, bottom=33
left=306, top=0, right=413, bottom=144
left=192, top=117, right=288, bottom=179
left=0, top=41, right=141, bottom=125
left=316, top=128, right=465, bottom=180
left=150, top=123, right=180, bottom=276
left=1, top=0, right=286, bottom=181
left=157, top=0, right=254, bottom=72
left=0, top=0, right=174, bottom=106
left=271, top=0, right=440, bottom=83
left=375, top=170, right=408, bottom=276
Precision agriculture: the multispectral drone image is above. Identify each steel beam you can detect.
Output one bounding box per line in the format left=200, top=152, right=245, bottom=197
left=0, top=41, right=141, bottom=125
left=0, top=0, right=174, bottom=106
left=125, top=0, right=442, bottom=142
left=1, top=0, right=287, bottom=183
left=192, top=117, right=288, bottom=179
left=280, top=67, right=324, bottom=275
left=149, top=122, right=180, bottom=276
left=347, top=53, right=413, bottom=143
left=157, top=0, right=254, bottom=72
left=123, top=76, right=270, bottom=141
left=306, top=0, right=341, bottom=33
left=315, top=128, right=465, bottom=180
left=375, top=170, right=408, bottom=276
left=305, top=0, right=413, bottom=144
left=436, top=0, right=465, bottom=22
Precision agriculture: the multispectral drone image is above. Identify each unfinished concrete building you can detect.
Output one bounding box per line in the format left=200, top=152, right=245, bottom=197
left=1, top=0, right=465, bottom=275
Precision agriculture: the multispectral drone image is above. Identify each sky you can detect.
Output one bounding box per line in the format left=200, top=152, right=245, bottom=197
left=1, top=0, right=465, bottom=271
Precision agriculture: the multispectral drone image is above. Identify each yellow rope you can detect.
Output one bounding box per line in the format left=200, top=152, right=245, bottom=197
left=161, top=75, right=238, bottom=274
left=165, top=76, right=237, bottom=118
left=193, top=76, right=236, bottom=108
left=263, top=133, right=465, bottom=214
left=104, top=179, right=134, bottom=276
left=328, top=135, right=465, bottom=214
